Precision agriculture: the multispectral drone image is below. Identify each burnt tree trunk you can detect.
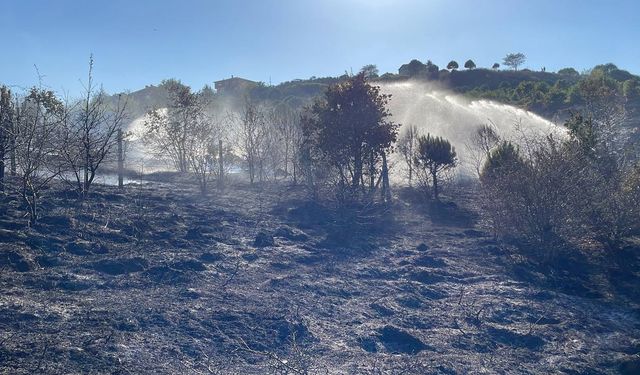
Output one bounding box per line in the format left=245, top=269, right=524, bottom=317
left=117, top=128, right=124, bottom=188
left=218, top=139, right=224, bottom=188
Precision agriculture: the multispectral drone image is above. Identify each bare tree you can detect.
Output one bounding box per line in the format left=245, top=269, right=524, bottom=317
left=0, top=86, right=15, bottom=192
left=259, top=110, right=284, bottom=182
left=12, top=87, right=64, bottom=224
left=187, top=113, right=225, bottom=194
left=59, top=56, right=128, bottom=197
left=144, top=80, right=201, bottom=173
left=397, top=124, right=419, bottom=186
left=235, top=99, right=268, bottom=185
left=271, top=104, right=303, bottom=183
left=145, top=82, right=229, bottom=192
left=465, top=122, right=501, bottom=177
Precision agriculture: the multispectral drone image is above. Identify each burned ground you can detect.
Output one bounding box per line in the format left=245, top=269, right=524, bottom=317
left=0, top=180, right=639, bottom=374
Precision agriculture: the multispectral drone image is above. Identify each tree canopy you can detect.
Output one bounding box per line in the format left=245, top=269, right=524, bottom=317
left=360, top=64, right=379, bottom=79
left=503, top=53, right=526, bottom=71
left=303, top=73, right=398, bottom=190
left=414, top=134, right=457, bottom=199
left=464, top=59, right=476, bottom=70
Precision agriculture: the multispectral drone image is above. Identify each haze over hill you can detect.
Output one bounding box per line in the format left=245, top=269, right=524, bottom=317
left=113, top=60, right=638, bottom=176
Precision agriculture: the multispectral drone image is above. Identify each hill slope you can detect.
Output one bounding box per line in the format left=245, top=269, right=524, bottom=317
left=115, top=63, right=640, bottom=130
left=1, top=181, right=638, bottom=373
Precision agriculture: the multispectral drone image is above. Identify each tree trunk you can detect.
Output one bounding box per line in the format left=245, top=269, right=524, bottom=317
left=0, top=149, right=5, bottom=193
left=22, top=181, right=37, bottom=225
left=83, top=129, right=90, bottom=198
left=117, top=129, right=124, bottom=188
left=381, top=152, right=391, bottom=203
left=292, top=161, right=297, bottom=185
left=218, top=139, right=224, bottom=188
left=30, top=191, right=37, bottom=225
left=248, top=154, right=255, bottom=185
left=10, top=128, right=16, bottom=176
left=353, top=153, right=362, bottom=188
left=284, top=142, right=289, bottom=177
left=369, top=150, right=375, bottom=192
left=432, top=168, right=439, bottom=200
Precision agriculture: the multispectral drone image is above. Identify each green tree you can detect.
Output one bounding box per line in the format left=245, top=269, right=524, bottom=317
left=546, top=88, right=567, bottom=110
left=557, top=67, right=579, bottom=78
left=399, top=59, right=428, bottom=77
left=414, top=134, right=457, bottom=199
left=623, top=79, right=639, bottom=98
left=360, top=64, right=379, bottom=79
left=592, top=63, right=634, bottom=81
left=425, top=60, right=439, bottom=73
left=446, top=60, right=459, bottom=71
left=464, top=59, right=476, bottom=70
left=503, top=53, right=526, bottom=71
left=492, top=63, right=500, bottom=70
left=481, top=141, right=523, bottom=181
left=303, top=73, right=398, bottom=191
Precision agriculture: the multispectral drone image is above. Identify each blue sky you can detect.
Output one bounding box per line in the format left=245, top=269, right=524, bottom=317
left=2, top=0, right=639, bottom=95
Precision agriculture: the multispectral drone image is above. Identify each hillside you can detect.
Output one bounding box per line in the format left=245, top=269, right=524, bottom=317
left=114, top=62, right=640, bottom=130
left=1, top=179, right=638, bottom=373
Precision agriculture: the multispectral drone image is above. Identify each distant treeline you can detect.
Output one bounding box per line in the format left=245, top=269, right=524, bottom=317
left=245, top=61, right=640, bottom=123
left=114, top=59, right=640, bottom=130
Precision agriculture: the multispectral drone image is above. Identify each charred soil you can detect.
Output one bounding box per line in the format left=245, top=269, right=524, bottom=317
left=0, top=180, right=639, bottom=374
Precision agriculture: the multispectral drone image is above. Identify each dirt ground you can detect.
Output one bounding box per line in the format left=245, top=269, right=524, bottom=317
left=0, top=179, right=639, bottom=374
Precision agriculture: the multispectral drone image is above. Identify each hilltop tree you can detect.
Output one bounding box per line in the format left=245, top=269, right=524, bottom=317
left=446, top=61, right=459, bottom=71
left=360, top=64, right=379, bottom=79
left=400, top=59, right=428, bottom=77
left=303, top=73, right=398, bottom=193
left=503, top=53, right=526, bottom=71
left=464, top=59, right=476, bottom=70
left=425, top=60, right=439, bottom=73
left=414, top=134, right=457, bottom=200
left=558, top=67, right=579, bottom=77
left=492, top=63, right=500, bottom=70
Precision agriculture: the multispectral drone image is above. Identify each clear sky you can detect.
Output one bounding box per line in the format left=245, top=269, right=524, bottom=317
left=2, top=0, right=639, bottom=95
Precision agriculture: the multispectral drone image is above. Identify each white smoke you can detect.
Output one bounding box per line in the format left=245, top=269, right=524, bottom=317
left=122, top=81, right=567, bottom=178
left=379, top=80, right=566, bottom=176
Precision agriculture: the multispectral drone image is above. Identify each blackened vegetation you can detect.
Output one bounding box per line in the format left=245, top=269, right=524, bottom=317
left=0, top=178, right=638, bottom=373
left=0, top=73, right=638, bottom=374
